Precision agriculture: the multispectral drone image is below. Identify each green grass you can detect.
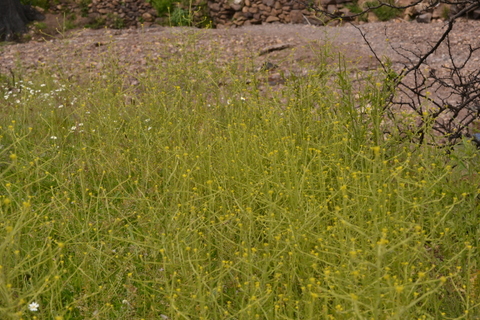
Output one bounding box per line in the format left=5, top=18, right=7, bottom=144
left=32, top=21, right=47, bottom=31
left=170, top=6, right=192, bottom=26
left=344, top=1, right=364, bottom=14
left=21, top=0, right=49, bottom=10
left=0, top=35, right=480, bottom=319
left=147, top=0, right=176, bottom=15
left=365, top=0, right=402, bottom=21
left=344, top=1, right=368, bottom=22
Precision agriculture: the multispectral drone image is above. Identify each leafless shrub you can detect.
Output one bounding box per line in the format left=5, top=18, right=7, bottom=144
left=301, top=0, right=480, bottom=146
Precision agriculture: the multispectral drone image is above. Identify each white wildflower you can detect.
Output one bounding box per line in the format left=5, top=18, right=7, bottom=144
left=28, top=302, right=39, bottom=312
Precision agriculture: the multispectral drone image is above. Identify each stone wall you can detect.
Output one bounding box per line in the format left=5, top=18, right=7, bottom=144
left=205, top=0, right=461, bottom=27
left=87, top=0, right=158, bottom=28
left=47, top=0, right=476, bottom=29
left=208, top=0, right=326, bottom=27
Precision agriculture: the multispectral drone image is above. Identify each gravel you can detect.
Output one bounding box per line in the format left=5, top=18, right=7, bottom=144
left=1, top=20, right=480, bottom=78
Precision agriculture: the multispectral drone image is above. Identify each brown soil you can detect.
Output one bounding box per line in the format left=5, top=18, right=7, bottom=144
left=1, top=16, right=480, bottom=80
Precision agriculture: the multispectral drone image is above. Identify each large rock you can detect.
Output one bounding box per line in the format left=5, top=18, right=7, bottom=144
left=289, top=10, right=304, bottom=23
left=231, top=4, right=242, bottom=11
left=209, top=2, right=221, bottom=11
left=319, top=0, right=336, bottom=6
left=266, top=15, right=280, bottom=22
left=466, top=8, right=480, bottom=19
left=141, top=12, right=153, bottom=22
left=416, top=12, right=432, bottom=23
left=263, top=0, right=275, bottom=7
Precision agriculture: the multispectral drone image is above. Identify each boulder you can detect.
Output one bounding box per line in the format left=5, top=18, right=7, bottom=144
left=263, top=0, right=275, bottom=7
left=209, top=2, right=221, bottom=11
left=142, top=12, right=153, bottom=22
left=266, top=15, right=280, bottom=22
left=416, top=12, right=432, bottom=23
left=289, top=10, right=304, bottom=23
left=319, top=0, right=337, bottom=6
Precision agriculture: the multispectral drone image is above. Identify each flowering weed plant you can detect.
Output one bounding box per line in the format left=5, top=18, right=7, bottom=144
left=0, top=33, right=479, bottom=319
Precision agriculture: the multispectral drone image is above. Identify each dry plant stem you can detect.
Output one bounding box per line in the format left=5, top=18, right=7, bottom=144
left=1, top=18, right=480, bottom=320
left=405, top=1, right=480, bottom=75
left=305, top=0, right=480, bottom=146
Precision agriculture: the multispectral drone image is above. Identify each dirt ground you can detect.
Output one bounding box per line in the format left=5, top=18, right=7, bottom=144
left=1, top=15, right=480, bottom=81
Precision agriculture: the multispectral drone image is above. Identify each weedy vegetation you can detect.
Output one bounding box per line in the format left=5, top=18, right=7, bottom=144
left=148, top=0, right=196, bottom=26
left=1, top=32, right=480, bottom=319
left=20, top=0, right=50, bottom=10
left=365, top=0, right=402, bottom=21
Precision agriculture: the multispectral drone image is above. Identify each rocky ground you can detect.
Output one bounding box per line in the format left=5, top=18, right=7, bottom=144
left=2, top=17, right=480, bottom=143
left=1, top=18, right=480, bottom=84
